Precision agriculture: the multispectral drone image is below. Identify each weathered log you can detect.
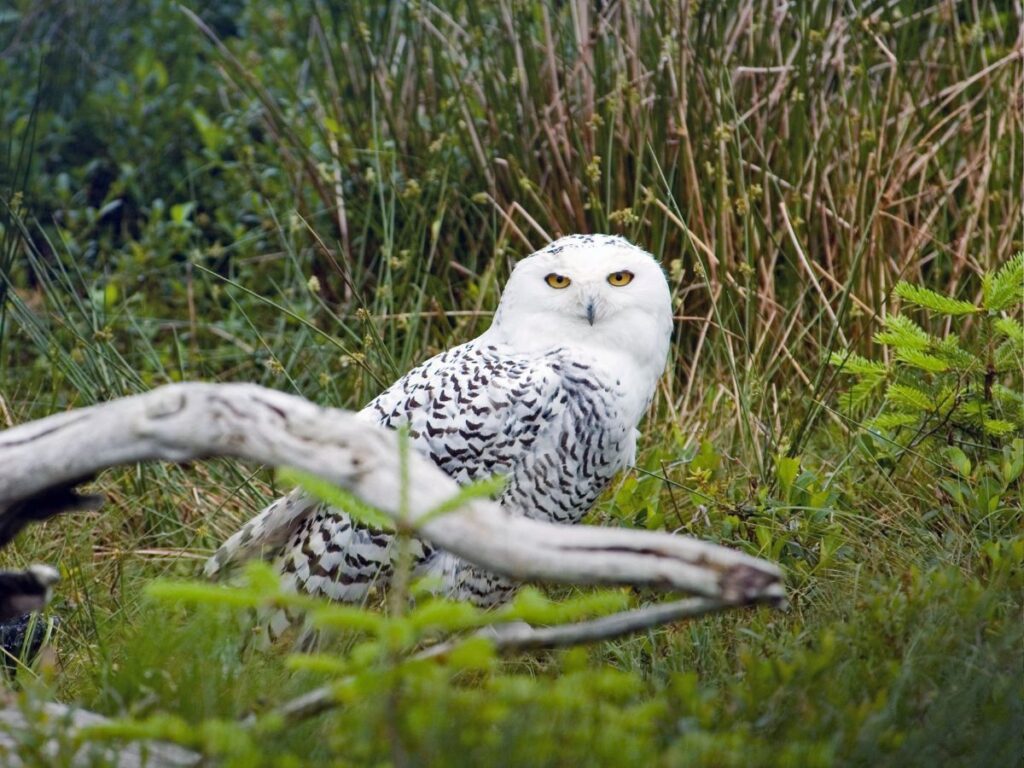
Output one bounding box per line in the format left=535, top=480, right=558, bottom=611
left=0, top=383, right=784, bottom=604
left=0, top=701, right=200, bottom=767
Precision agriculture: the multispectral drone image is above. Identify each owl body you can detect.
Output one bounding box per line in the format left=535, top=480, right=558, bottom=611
left=207, top=234, right=674, bottom=616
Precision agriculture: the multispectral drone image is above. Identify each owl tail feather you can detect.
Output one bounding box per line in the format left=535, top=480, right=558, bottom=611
left=203, top=489, right=319, bottom=579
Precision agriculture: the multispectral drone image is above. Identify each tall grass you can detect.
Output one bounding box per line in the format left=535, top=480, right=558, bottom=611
left=177, top=0, right=1022, bottom=467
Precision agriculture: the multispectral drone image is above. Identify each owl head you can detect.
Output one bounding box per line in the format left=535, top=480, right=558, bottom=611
left=487, top=235, right=673, bottom=382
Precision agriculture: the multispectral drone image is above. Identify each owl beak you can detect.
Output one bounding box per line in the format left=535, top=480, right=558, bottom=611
left=580, top=291, right=601, bottom=326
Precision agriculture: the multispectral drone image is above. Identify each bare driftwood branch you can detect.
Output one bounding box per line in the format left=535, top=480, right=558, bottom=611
left=0, top=383, right=784, bottom=604
left=0, top=701, right=200, bottom=768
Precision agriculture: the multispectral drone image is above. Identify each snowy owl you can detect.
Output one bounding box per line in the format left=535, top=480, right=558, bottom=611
left=206, top=234, right=673, bottom=622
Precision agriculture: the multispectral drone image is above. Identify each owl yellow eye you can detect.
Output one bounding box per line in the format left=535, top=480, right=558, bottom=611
left=545, top=273, right=571, bottom=289
left=607, top=270, right=634, bottom=287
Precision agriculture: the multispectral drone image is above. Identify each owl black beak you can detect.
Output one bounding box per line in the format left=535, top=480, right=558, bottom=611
left=585, top=301, right=596, bottom=326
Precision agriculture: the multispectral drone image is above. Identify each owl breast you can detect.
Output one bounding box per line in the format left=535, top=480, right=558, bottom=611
left=367, top=341, right=634, bottom=527
left=361, top=340, right=637, bottom=606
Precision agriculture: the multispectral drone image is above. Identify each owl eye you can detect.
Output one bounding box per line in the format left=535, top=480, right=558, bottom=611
left=545, top=273, right=571, bottom=289
left=607, top=270, right=634, bottom=287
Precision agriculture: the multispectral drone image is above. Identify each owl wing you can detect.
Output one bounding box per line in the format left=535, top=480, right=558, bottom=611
left=204, top=341, right=565, bottom=583
left=364, top=340, right=565, bottom=485
left=410, top=344, right=632, bottom=528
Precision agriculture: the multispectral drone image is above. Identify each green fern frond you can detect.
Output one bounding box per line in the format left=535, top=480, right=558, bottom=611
left=933, top=385, right=959, bottom=413
left=838, top=375, right=886, bottom=411
left=832, top=259, right=1019, bottom=452
left=869, top=412, right=920, bottom=430
left=983, top=419, right=1017, bottom=437
left=994, top=384, right=1023, bottom=408
left=992, top=386, right=1024, bottom=427
left=960, top=400, right=986, bottom=422
left=885, top=383, right=934, bottom=411
left=894, top=281, right=978, bottom=316
left=994, top=317, right=1024, bottom=345
left=995, top=341, right=1023, bottom=374
left=933, top=336, right=978, bottom=370
left=828, top=351, right=887, bottom=376
left=837, top=392, right=857, bottom=412
left=894, top=348, right=948, bottom=373
left=983, top=252, right=1024, bottom=311
left=874, top=315, right=932, bottom=350
left=993, top=317, right=1023, bottom=375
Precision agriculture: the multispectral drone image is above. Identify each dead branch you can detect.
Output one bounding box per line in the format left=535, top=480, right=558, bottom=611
left=0, top=383, right=784, bottom=604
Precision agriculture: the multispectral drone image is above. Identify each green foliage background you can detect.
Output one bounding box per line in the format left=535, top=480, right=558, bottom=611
left=0, top=1, right=1021, bottom=765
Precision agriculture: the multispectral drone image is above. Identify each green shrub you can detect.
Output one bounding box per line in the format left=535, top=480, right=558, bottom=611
left=831, top=255, right=1023, bottom=532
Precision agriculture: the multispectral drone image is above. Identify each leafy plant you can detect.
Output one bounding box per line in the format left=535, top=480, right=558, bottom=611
left=832, top=254, right=1023, bottom=454
left=830, top=256, right=1023, bottom=531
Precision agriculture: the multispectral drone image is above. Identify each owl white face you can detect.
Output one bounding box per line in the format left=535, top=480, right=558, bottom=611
left=487, top=235, right=673, bottom=380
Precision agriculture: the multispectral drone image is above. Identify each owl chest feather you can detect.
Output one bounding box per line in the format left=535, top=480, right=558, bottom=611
left=365, top=341, right=634, bottom=524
